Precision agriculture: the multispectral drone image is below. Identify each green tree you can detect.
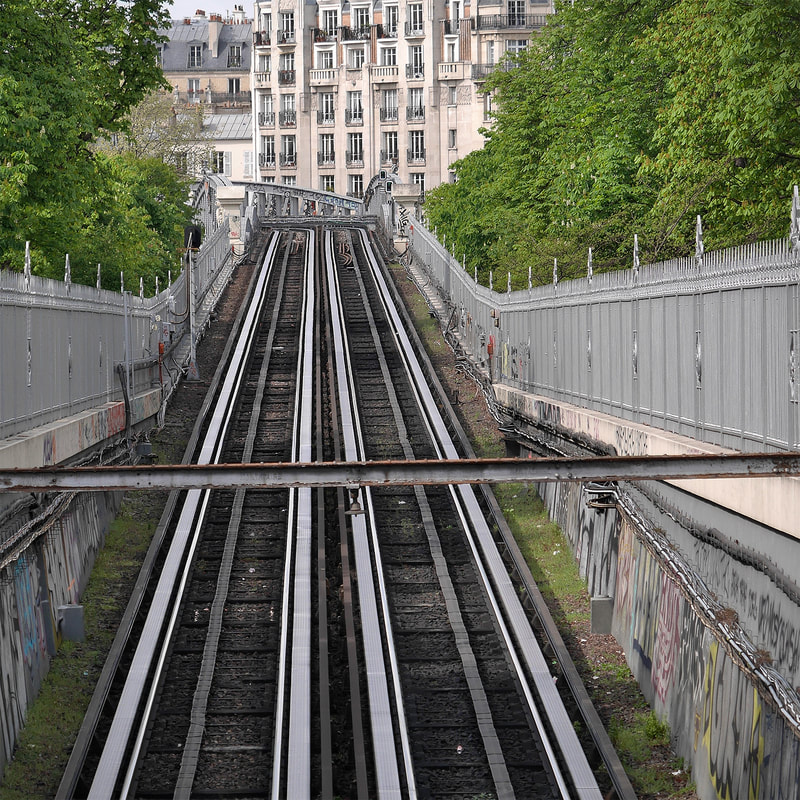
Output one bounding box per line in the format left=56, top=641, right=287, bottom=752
left=0, top=0, right=187, bottom=285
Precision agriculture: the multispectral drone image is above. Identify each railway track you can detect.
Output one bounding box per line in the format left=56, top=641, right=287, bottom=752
left=58, top=223, right=615, bottom=799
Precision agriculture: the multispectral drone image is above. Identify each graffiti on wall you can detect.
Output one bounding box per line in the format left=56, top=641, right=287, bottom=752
left=631, top=546, right=660, bottom=675
left=652, top=573, right=682, bottom=703
left=614, top=521, right=636, bottom=641
left=702, top=640, right=765, bottom=800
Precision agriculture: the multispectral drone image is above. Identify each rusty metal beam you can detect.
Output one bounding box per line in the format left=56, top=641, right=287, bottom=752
left=1, top=453, right=799, bottom=492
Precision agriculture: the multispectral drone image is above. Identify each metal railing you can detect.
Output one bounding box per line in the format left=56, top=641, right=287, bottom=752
left=279, top=109, right=296, bottom=126
left=405, top=64, right=425, bottom=79
left=475, top=13, right=549, bottom=29
left=380, top=107, right=399, bottom=122
left=345, top=109, right=363, bottom=125
left=258, top=111, right=275, bottom=127
left=391, top=200, right=800, bottom=454
left=278, top=69, right=296, bottom=85
left=406, top=106, right=425, bottom=121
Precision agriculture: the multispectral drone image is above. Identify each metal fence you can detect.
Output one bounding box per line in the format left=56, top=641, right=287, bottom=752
left=0, top=183, right=236, bottom=443
left=387, top=196, right=800, bottom=453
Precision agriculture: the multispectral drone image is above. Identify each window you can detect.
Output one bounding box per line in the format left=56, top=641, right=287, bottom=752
left=321, top=175, right=335, bottom=192
left=483, top=91, right=494, bottom=120
left=228, top=44, right=242, bottom=68
left=447, top=41, right=457, bottom=61
left=188, top=78, right=201, bottom=99
left=281, top=135, right=296, bottom=166
left=347, top=132, right=363, bottom=163
left=258, top=53, right=271, bottom=72
left=448, top=129, right=457, bottom=148
left=188, top=44, right=202, bottom=67
left=409, top=130, right=425, bottom=161
left=487, top=41, right=495, bottom=65
left=507, top=39, right=528, bottom=54
left=381, top=88, right=398, bottom=121
left=261, top=135, right=276, bottom=166
left=279, top=52, right=295, bottom=85
left=408, top=87, right=424, bottom=120
left=280, top=93, right=296, bottom=125
left=319, top=133, right=335, bottom=165
left=450, top=0, right=461, bottom=22
left=448, top=85, right=457, bottom=105
left=384, top=5, right=398, bottom=35
left=279, top=12, right=295, bottom=39
left=282, top=175, right=297, bottom=186
left=411, top=172, right=425, bottom=192
left=317, top=48, right=334, bottom=69
left=280, top=52, right=295, bottom=71
left=409, top=45, right=424, bottom=76
left=228, top=77, right=241, bottom=95
left=383, top=130, right=398, bottom=162
left=156, top=46, right=163, bottom=66
left=348, top=46, right=366, bottom=68
left=259, top=13, right=272, bottom=37
left=212, top=151, right=232, bottom=176
left=322, top=9, right=339, bottom=35
left=348, top=173, right=364, bottom=198
left=260, top=94, right=275, bottom=125
left=407, top=3, right=423, bottom=33
left=354, top=6, right=371, bottom=31
left=347, top=90, right=363, bottom=122
left=381, top=46, right=397, bottom=66
left=508, top=0, right=525, bottom=26
left=319, top=92, right=335, bottom=123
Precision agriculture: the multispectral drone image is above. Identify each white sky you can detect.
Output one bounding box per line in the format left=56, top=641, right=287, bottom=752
left=166, top=0, right=249, bottom=20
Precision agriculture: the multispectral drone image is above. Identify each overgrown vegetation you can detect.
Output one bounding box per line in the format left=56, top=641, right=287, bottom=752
left=0, top=1, right=194, bottom=290
left=424, top=0, right=800, bottom=285
left=0, top=493, right=161, bottom=800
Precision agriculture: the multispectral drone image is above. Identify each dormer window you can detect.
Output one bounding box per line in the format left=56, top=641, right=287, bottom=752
left=228, top=44, right=242, bottom=68
left=188, top=44, right=202, bottom=67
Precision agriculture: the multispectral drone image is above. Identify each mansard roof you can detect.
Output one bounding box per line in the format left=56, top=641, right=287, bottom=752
left=158, top=18, right=251, bottom=72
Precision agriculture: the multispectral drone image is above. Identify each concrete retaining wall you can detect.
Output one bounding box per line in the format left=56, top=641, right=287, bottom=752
left=0, top=491, right=119, bottom=778
left=539, top=477, right=800, bottom=800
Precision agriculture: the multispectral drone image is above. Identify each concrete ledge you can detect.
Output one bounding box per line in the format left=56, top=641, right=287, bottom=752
left=0, top=389, right=161, bottom=470
left=495, top=383, right=800, bottom=539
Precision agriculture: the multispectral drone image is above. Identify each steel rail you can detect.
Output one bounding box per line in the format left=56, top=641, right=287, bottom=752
left=325, top=228, right=407, bottom=799
left=85, top=233, right=282, bottom=799
left=284, top=228, right=316, bottom=800
left=4, top=452, right=797, bottom=493
left=361, top=230, right=602, bottom=798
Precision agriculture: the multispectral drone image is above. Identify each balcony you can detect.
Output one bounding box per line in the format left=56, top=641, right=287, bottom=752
left=405, top=64, right=425, bottom=80
left=312, top=27, right=337, bottom=43
left=380, top=149, right=398, bottom=165
left=278, top=69, right=296, bottom=86
left=258, top=111, right=276, bottom=127
left=442, top=18, right=471, bottom=35
left=227, top=54, right=243, bottom=68
left=380, top=107, right=399, bottom=122
left=279, top=110, right=296, bottom=126
left=438, top=62, right=469, bottom=80
left=259, top=153, right=276, bottom=168
left=317, top=151, right=336, bottom=166
left=407, top=147, right=426, bottom=165
left=340, top=26, right=372, bottom=41
left=404, top=21, right=425, bottom=37
left=253, top=32, right=272, bottom=47
left=317, top=110, right=336, bottom=125
left=346, top=150, right=364, bottom=167
left=345, top=109, right=363, bottom=125
left=370, top=65, right=399, bottom=83
left=276, top=31, right=296, bottom=45
left=310, top=68, right=338, bottom=86
left=254, top=71, right=271, bottom=87
left=376, top=24, right=398, bottom=39
left=475, top=13, right=548, bottom=30
left=406, top=106, right=425, bottom=122
left=280, top=153, right=297, bottom=167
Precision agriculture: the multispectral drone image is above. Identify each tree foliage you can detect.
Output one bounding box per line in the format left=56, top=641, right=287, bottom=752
left=425, top=0, right=800, bottom=286
left=0, top=0, right=193, bottom=289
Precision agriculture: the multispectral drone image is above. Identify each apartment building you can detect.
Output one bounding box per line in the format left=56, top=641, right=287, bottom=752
left=251, top=0, right=552, bottom=197
left=159, top=9, right=254, bottom=180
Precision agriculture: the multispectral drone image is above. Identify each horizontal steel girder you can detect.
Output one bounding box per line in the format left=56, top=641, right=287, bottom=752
left=1, top=453, right=799, bottom=492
